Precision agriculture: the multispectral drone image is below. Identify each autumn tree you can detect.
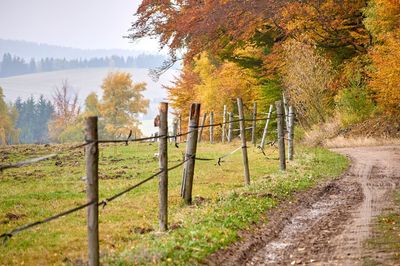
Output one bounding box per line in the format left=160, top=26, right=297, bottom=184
left=282, top=40, right=335, bottom=126
left=0, top=87, right=19, bottom=145
left=48, top=81, right=80, bottom=142
left=364, top=0, right=400, bottom=113
left=99, top=72, right=149, bottom=138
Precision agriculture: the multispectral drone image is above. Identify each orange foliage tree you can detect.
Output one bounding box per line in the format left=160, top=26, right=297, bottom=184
left=364, top=0, right=400, bottom=113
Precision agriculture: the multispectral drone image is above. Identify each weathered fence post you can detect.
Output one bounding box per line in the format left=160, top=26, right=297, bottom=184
left=209, top=111, right=214, bottom=144
left=178, top=114, right=182, bottom=143
left=288, top=106, right=295, bottom=161
left=172, top=118, right=178, bottom=145
left=158, top=102, right=168, bottom=231
left=276, top=101, right=286, bottom=171
left=85, top=116, right=99, bottom=266
left=228, top=112, right=233, bottom=143
left=251, top=101, right=257, bottom=146
left=282, top=93, right=289, bottom=131
left=183, top=103, right=201, bottom=204
left=260, top=104, right=273, bottom=150
left=222, top=105, right=227, bottom=143
left=198, top=112, right=207, bottom=143
left=237, top=98, right=250, bottom=185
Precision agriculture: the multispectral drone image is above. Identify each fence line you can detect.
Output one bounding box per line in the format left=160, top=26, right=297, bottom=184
left=0, top=97, right=296, bottom=265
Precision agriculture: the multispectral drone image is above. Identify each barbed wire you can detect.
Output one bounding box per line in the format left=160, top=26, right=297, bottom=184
left=0, top=200, right=96, bottom=243
left=0, top=141, right=94, bottom=172
left=0, top=157, right=192, bottom=243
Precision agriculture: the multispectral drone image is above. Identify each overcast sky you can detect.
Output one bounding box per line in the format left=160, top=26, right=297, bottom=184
left=0, top=0, right=160, bottom=51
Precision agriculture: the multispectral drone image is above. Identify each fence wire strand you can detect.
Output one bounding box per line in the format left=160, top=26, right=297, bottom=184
left=0, top=156, right=191, bottom=242
left=0, top=141, right=94, bottom=172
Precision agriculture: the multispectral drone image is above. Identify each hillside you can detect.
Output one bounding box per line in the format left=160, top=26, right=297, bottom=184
left=0, top=39, right=151, bottom=60
left=0, top=67, right=179, bottom=135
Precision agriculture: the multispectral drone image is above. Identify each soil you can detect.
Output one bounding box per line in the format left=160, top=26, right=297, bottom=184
left=206, top=145, right=400, bottom=265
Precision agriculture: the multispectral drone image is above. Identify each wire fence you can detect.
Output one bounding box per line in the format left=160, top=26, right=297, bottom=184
left=0, top=99, right=296, bottom=265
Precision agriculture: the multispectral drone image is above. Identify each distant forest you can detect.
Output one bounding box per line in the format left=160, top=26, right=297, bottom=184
left=0, top=53, right=166, bottom=78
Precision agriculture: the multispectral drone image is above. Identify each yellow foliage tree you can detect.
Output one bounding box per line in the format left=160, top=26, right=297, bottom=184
left=0, top=87, right=19, bottom=145
left=282, top=40, right=335, bottom=127
left=99, top=72, right=149, bottom=138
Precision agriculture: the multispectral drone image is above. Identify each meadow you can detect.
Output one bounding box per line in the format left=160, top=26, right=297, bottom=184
left=0, top=140, right=348, bottom=265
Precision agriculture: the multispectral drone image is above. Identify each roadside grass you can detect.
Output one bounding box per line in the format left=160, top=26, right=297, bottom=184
left=0, top=142, right=348, bottom=265
left=364, top=190, right=400, bottom=265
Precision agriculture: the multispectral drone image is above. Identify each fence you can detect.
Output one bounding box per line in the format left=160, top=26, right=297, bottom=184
left=0, top=98, right=295, bottom=266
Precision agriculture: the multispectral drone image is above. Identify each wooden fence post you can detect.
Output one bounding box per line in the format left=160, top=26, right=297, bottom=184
left=282, top=93, right=289, bottom=131
left=222, top=105, right=227, bottom=143
left=172, top=118, right=178, bottom=145
left=228, top=112, right=233, bottom=143
left=178, top=114, right=182, bottom=143
left=237, top=98, right=250, bottom=185
left=198, top=112, right=207, bottom=143
left=158, top=102, right=168, bottom=231
left=251, top=101, right=257, bottom=146
left=276, top=101, right=286, bottom=171
left=85, top=116, right=99, bottom=266
left=209, top=111, right=214, bottom=144
left=260, top=104, right=273, bottom=150
left=288, top=106, right=295, bottom=161
left=183, top=103, right=201, bottom=204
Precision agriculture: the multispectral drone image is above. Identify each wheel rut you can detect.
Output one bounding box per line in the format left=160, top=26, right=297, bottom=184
left=206, top=145, right=400, bottom=265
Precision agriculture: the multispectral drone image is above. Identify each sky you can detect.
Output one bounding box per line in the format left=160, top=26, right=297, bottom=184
left=0, top=0, right=160, bottom=51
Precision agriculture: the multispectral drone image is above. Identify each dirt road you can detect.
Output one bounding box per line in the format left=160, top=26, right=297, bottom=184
left=207, top=145, right=400, bottom=265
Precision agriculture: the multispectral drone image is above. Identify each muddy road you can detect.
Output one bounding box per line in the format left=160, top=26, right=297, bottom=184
left=207, top=145, right=400, bottom=265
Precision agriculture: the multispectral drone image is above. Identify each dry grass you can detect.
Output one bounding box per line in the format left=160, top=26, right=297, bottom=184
left=302, top=119, right=341, bottom=146
left=324, top=136, right=400, bottom=148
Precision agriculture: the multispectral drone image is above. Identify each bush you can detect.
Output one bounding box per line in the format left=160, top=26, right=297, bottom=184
left=335, top=74, right=375, bottom=126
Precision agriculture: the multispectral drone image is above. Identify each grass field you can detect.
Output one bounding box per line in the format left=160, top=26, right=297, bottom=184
left=365, top=190, right=400, bottom=265
left=0, top=141, right=348, bottom=265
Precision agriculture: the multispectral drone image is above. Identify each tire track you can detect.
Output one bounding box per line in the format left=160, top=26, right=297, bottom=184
left=206, top=145, right=400, bottom=265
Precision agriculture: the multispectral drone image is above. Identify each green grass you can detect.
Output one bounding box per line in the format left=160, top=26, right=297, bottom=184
left=0, top=142, right=348, bottom=265
left=364, top=191, right=400, bottom=265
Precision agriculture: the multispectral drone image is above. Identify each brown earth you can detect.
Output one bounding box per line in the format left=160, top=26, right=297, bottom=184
left=206, top=145, right=400, bottom=265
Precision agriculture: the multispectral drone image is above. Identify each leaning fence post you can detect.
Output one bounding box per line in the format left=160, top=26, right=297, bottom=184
left=276, top=101, right=286, bottom=171
left=288, top=106, right=295, bottom=161
left=251, top=101, right=257, bottom=146
left=228, top=112, right=233, bottom=143
left=183, top=103, right=201, bottom=204
left=222, top=105, right=227, bottom=143
left=237, top=98, right=250, bottom=185
left=260, top=104, right=273, bottom=150
left=158, top=102, right=168, bottom=231
left=198, top=112, right=207, bottom=143
left=85, top=116, right=99, bottom=266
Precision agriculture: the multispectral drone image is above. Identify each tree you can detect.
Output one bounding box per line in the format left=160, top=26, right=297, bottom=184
left=0, top=87, right=19, bottom=145
left=99, top=72, right=149, bottom=138
left=364, top=0, right=400, bottom=114
left=48, top=81, right=80, bottom=142
left=282, top=40, right=335, bottom=126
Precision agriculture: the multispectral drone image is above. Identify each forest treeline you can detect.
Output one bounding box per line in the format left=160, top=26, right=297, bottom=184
left=129, top=0, right=399, bottom=138
left=0, top=72, right=149, bottom=145
left=0, top=53, right=165, bottom=78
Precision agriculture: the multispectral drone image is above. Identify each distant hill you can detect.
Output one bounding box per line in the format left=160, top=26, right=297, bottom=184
left=0, top=67, right=179, bottom=136
left=0, top=39, right=160, bottom=60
